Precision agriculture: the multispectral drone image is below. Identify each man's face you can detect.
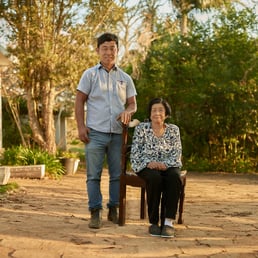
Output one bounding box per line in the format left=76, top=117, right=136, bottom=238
left=97, top=41, right=118, bottom=67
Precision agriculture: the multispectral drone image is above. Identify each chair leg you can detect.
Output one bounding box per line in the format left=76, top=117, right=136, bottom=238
left=177, top=184, right=185, bottom=224
left=140, top=187, right=146, bottom=219
left=119, top=181, right=126, bottom=226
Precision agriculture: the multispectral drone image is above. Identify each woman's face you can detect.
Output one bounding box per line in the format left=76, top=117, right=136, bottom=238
left=150, top=103, right=167, bottom=123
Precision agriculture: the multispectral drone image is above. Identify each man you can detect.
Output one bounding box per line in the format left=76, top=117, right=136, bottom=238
left=75, top=33, right=137, bottom=229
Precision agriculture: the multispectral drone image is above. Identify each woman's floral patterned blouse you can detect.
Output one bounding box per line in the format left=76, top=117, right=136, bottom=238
left=130, top=122, right=182, bottom=173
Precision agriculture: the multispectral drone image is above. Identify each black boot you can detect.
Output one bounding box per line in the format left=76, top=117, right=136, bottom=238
left=89, top=209, right=102, bottom=229
left=107, top=206, right=118, bottom=224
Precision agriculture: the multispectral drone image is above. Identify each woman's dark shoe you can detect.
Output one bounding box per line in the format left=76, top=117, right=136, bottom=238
left=161, top=225, right=175, bottom=238
left=149, top=224, right=161, bottom=237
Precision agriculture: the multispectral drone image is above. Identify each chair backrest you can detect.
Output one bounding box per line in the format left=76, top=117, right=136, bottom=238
left=121, top=119, right=140, bottom=175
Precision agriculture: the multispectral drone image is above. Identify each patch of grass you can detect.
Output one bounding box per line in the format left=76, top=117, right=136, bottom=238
left=0, top=182, right=19, bottom=194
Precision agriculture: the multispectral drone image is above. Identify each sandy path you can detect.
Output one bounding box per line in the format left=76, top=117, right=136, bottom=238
left=0, top=170, right=258, bottom=258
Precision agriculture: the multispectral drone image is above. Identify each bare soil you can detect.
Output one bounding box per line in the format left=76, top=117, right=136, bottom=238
left=0, top=170, right=258, bottom=258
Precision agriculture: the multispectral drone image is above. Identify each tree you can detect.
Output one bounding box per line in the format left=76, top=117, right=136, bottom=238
left=117, top=0, right=165, bottom=79
left=195, top=6, right=258, bottom=170
left=0, top=0, right=123, bottom=154
left=170, top=0, right=242, bottom=35
left=136, top=6, right=257, bottom=172
left=117, top=0, right=142, bottom=72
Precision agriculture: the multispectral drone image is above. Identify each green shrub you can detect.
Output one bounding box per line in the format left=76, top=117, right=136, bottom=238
left=184, top=154, right=256, bottom=173
left=183, top=155, right=212, bottom=172
left=0, top=146, right=65, bottom=179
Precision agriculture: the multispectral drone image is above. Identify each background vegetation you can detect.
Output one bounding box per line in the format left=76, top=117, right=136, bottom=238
left=1, top=146, right=64, bottom=179
left=0, top=0, right=257, bottom=174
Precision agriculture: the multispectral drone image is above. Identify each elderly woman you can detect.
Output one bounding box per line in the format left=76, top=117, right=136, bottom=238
left=130, top=98, right=182, bottom=238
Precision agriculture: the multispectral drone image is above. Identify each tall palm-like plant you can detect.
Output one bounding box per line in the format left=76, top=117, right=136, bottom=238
left=171, top=0, right=242, bottom=35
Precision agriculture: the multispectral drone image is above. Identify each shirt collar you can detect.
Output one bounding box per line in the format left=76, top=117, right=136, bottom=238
left=97, top=62, right=117, bottom=71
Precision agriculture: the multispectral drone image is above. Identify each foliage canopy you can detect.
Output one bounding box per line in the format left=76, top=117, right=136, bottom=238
left=136, top=6, right=257, bottom=172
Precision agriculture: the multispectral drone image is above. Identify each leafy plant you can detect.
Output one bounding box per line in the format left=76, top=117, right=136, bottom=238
left=58, top=150, right=80, bottom=159
left=0, top=146, right=65, bottom=179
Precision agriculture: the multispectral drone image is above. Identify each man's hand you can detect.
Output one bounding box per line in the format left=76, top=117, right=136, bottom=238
left=78, top=126, right=90, bottom=143
left=117, top=110, right=132, bottom=125
left=117, top=95, right=137, bottom=125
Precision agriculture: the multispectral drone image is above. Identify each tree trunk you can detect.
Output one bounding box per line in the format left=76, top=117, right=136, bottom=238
left=181, top=13, right=188, bottom=36
left=26, top=85, right=45, bottom=147
left=41, top=81, right=56, bottom=154
left=26, top=79, right=56, bottom=154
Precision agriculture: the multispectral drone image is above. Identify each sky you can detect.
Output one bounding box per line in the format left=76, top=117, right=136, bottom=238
left=0, top=0, right=257, bottom=48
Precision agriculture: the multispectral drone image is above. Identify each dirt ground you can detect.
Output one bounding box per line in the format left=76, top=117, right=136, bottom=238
left=0, top=169, right=258, bottom=258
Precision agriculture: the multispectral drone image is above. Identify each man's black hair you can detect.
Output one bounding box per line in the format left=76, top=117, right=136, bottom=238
left=97, top=33, right=119, bottom=48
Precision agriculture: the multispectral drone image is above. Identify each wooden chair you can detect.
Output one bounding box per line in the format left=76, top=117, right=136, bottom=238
left=119, top=120, right=187, bottom=226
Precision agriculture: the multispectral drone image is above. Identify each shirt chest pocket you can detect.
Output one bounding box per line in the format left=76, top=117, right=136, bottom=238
left=115, top=80, right=127, bottom=104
